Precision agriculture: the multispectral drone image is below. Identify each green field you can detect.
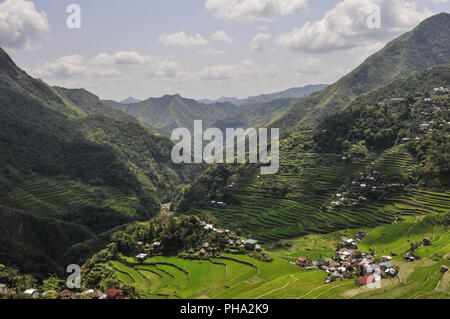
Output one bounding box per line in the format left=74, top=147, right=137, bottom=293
left=108, top=211, right=449, bottom=299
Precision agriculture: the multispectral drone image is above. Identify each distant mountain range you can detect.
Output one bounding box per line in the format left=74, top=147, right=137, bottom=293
left=103, top=94, right=243, bottom=133
left=198, top=84, right=328, bottom=106
left=120, top=97, right=141, bottom=104
left=102, top=84, right=327, bottom=134
left=268, top=12, right=450, bottom=130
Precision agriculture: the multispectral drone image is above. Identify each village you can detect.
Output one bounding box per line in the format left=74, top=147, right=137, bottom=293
left=331, top=87, right=449, bottom=209
left=331, top=166, right=404, bottom=208
left=135, top=219, right=263, bottom=262
left=293, top=230, right=449, bottom=287
left=292, top=230, right=399, bottom=286
left=0, top=283, right=129, bottom=300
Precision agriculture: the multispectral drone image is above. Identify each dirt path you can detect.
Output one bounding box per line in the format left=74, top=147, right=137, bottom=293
left=255, top=275, right=298, bottom=299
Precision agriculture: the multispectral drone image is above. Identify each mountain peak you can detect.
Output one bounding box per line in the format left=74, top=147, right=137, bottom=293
left=120, top=96, right=141, bottom=104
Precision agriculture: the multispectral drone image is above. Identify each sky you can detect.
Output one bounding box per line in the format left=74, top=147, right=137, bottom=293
left=1, top=0, right=449, bottom=101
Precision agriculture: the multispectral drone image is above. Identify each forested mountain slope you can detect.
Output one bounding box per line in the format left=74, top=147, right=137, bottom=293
left=0, top=47, right=199, bottom=277
left=269, top=13, right=450, bottom=130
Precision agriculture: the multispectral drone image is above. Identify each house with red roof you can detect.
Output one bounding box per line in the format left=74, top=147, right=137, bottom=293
left=58, top=289, right=75, bottom=299
left=355, top=276, right=376, bottom=286
left=105, top=288, right=123, bottom=299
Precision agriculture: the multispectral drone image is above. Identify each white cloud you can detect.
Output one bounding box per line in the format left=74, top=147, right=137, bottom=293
left=249, top=33, right=272, bottom=51
left=33, top=51, right=181, bottom=79
left=277, top=0, right=433, bottom=53
left=158, top=31, right=208, bottom=46
left=199, top=60, right=279, bottom=81
left=211, top=30, right=234, bottom=43
left=204, top=0, right=308, bottom=22
left=0, top=0, right=50, bottom=49
left=36, top=55, right=87, bottom=78
left=93, top=51, right=150, bottom=65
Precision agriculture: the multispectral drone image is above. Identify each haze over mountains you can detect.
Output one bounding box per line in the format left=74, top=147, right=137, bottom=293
left=120, top=97, right=141, bottom=104
left=102, top=84, right=327, bottom=134
left=197, top=84, right=328, bottom=106
left=103, top=95, right=242, bottom=133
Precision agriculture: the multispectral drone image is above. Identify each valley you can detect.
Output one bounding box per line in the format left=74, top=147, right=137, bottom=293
left=0, top=11, right=449, bottom=301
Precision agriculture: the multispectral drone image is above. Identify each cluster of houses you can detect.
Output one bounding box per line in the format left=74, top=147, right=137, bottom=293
left=433, top=87, right=449, bottom=95
left=0, top=286, right=128, bottom=299
left=294, top=231, right=400, bottom=286
left=331, top=167, right=403, bottom=208
left=134, top=220, right=262, bottom=261
left=195, top=222, right=261, bottom=257
left=134, top=241, right=162, bottom=261
left=403, top=88, right=450, bottom=142
left=57, top=288, right=127, bottom=299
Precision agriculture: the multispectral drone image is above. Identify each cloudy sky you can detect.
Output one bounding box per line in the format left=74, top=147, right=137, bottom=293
left=1, top=0, right=449, bottom=101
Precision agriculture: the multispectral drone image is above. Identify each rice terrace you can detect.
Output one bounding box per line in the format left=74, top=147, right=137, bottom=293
left=0, top=0, right=449, bottom=306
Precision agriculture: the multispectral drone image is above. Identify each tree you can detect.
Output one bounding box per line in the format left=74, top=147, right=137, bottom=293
left=347, top=144, right=368, bottom=159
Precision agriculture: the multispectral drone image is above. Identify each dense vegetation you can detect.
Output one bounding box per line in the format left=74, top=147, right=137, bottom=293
left=174, top=64, right=450, bottom=243
left=0, top=47, right=201, bottom=277
left=315, top=64, right=450, bottom=187
left=53, top=86, right=139, bottom=124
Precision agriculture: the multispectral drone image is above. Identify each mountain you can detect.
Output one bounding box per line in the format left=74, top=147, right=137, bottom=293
left=198, top=84, right=328, bottom=106
left=269, top=12, right=450, bottom=130
left=0, top=47, right=199, bottom=277
left=53, top=87, right=139, bottom=124
left=104, top=94, right=242, bottom=133
left=120, top=96, right=141, bottom=104
left=198, top=96, right=242, bottom=105
left=174, top=63, right=450, bottom=241
left=211, top=97, right=299, bottom=131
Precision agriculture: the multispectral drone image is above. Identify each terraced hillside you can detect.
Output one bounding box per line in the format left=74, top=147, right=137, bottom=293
left=0, top=177, right=139, bottom=217
left=190, top=143, right=427, bottom=243
left=105, top=210, right=449, bottom=299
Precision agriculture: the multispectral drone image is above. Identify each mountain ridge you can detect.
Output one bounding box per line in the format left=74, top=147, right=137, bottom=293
left=198, top=84, right=328, bottom=106
left=268, top=12, right=450, bottom=130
